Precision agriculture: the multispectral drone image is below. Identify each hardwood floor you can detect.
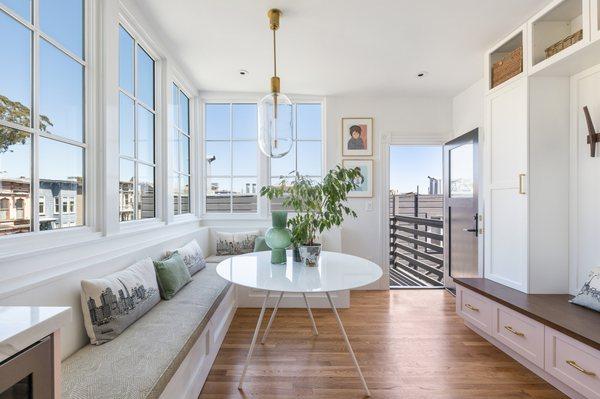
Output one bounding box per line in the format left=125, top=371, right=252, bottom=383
left=199, top=290, right=567, bottom=398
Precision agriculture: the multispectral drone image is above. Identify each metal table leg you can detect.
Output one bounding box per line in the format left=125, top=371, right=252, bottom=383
left=261, top=291, right=284, bottom=344
left=238, top=290, right=271, bottom=389
left=303, top=293, right=319, bottom=335
left=326, top=292, right=370, bottom=397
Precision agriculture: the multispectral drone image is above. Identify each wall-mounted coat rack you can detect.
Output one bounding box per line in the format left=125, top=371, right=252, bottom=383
left=584, top=106, right=600, bottom=157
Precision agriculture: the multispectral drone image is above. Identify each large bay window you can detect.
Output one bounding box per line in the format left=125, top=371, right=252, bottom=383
left=118, top=25, right=156, bottom=222
left=172, top=83, right=191, bottom=215
left=0, top=0, right=85, bottom=236
left=204, top=103, right=258, bottom=214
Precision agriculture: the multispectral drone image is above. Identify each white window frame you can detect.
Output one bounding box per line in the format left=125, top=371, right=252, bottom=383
left=171, top=82, right=192, bottom=217
left=53, top=196, right=60, bottom=214
left=38, top=196, right=45, bottom=215
left=0, top=0, right=91, bottom=240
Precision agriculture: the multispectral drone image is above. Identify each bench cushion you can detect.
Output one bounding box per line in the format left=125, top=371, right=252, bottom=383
left=62, top=263, right=230, bottom=399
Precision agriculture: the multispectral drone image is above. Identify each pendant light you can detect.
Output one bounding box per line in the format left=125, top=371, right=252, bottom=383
left=258, top=9, right=293, bottom=159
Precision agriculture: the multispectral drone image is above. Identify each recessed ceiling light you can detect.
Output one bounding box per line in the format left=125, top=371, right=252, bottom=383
left=416, top=71, right=428, bottom=78
left=239, top=69, right=249, bottom=76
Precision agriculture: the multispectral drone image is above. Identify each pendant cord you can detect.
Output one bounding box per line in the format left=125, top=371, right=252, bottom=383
left=273, top=29, right=277, bottom=77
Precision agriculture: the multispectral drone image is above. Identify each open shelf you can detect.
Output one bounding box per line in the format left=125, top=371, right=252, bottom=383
left=531, top=0, right=585, bottom=66
left=488, top=30, right=524, bottom=91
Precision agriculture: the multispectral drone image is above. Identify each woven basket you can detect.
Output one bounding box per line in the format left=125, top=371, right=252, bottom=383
left=545, top=29, right=583, bottom=59
left=491, top=46, right=523, bottom=89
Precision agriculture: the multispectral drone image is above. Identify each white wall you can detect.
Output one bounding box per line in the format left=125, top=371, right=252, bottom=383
left=452, top=79, right=485, bottom=138
left=325, top=96, right=453, bottom=288
left=570, top=64, right=600, bottom=294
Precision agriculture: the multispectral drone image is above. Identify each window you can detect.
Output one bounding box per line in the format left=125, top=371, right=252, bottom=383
left=62, top=197, right=68, bottom=213
left=38, top=196, right=45, bottom=215
left=0, top=1, right=85, bottom=236
left=0, top=198, right=8, bottom=221
left=270, top=103, right=322, bottom=184
left=172, top=84, right=191, bottom=215
left=204, top=103, right=258, bottom=214
left=118, top=25, right=156, bottom=222
left=53, top=196, right=60, bottom=214
left=69, top=197, right=75, bottom=213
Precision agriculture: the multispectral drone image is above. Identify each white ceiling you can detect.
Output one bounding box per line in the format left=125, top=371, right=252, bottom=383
left=138, top=0, right=548, bottom=97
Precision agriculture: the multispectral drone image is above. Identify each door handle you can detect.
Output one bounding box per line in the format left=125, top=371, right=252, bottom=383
left=462, top=228, right=477, bottom=233
left=518, top=173, right=526, bottom=195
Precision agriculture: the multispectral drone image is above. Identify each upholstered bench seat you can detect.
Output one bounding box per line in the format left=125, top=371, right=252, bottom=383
left=62, top=263, right=230, bottom=399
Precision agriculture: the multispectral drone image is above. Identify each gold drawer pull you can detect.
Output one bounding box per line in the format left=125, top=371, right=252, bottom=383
left=518, top=173, right=526, bottom=195
left=504, top=325, right=525, bottom=337
left=566, top=360, right=596, bottom=376
left=464, top=303, right=479, bottom=312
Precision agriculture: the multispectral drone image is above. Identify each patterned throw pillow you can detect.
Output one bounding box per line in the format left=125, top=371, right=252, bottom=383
left=165, top=239, right=206, bottom=275
left=216, top=231, right=259, bottom=256
left=80, top=257, right=160, bottom=345
left=570, top=268, right=600, bottom=312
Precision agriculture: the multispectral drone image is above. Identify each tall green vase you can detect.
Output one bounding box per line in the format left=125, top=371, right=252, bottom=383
left=265, top=211, right=292, bottom=264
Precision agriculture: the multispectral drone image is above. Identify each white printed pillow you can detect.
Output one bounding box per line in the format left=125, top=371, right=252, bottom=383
left=80, top=257, right=160, bottom=345
left=166, top=239, right=206, bottom=275
left=216, top=230, right=259, bottom=255
left=570, top=268, right=600, bottom=312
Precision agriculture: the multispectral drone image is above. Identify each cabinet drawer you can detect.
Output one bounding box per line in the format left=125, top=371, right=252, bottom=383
left=456, top=285, right=493, bottom=335
left=492, top=304, right=544, bottom=368
left=545, top=327, right=600, bottom=399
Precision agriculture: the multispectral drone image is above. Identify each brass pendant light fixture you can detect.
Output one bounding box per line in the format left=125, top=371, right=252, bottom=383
left=257, top=9, right=293, bottom=159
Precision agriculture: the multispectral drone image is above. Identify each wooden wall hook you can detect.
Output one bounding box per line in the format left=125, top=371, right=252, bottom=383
left=584, top=106, right=600, bottom=157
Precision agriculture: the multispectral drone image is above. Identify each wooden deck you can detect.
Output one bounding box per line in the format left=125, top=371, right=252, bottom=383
left=199, top=290, right=566, bottom=398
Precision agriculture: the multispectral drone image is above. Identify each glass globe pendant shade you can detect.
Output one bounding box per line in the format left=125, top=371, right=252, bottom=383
left=258, top=91, right=293, bottom=159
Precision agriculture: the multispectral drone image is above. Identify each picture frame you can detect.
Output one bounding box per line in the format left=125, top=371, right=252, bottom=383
left=343, top=159, right=373, bottom=198
left=342, top=117, right=373, bottom=157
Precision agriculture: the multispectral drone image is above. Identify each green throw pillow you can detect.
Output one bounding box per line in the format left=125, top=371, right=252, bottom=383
left=153, top=253, right=192, bottom=300
left=254, top=236, right=270, bottom=252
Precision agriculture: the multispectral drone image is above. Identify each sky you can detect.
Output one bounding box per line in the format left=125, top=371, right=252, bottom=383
left=389, top=146, right=443, bottom=194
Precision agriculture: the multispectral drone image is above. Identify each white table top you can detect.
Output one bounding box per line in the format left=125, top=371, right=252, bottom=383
left=216, top=251, right=382, bottom=293
left=0, top=306, right=71, bottom=362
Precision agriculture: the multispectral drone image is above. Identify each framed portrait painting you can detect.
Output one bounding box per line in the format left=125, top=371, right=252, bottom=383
left=343, top=159, right=373, bottom=198
left=342, top=117, right=373, bottom=156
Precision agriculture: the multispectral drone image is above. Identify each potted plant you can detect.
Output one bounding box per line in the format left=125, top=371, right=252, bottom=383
left=260, top=165, right=363, bottom=266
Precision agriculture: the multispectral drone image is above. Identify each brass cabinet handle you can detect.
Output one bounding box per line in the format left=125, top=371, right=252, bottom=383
left=566, top=360, right=596, bottom=376
left=518, top=173, right=526, bottom=195
left=504, top=325, right=525, bottom=337
left=464, top=303, right=479, bottom=312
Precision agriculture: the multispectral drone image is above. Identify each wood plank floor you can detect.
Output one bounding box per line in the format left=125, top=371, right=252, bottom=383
left=199, top=290, right=567, bottom=399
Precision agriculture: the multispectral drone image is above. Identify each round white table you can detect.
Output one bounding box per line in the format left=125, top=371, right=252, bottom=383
left=216, top=250, right=382, bottom=397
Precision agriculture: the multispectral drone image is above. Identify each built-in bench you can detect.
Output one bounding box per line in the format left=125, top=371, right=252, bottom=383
left=62, top=262, right=235, bottom=399
left=455, top=278, right=600, bottom=399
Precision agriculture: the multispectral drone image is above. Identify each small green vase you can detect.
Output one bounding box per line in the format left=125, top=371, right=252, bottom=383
left=265, top=211, right=292, bottom=264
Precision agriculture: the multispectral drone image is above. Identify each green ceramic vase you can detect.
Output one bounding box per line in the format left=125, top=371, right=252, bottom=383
left=265, top=211, right=292, bottom=264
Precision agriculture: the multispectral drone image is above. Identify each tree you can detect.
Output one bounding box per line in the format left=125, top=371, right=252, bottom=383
left=0, top=94, right=53, bottom=154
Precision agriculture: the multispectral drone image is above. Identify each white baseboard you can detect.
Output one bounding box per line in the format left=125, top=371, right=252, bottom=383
left=464, top=321, right=585, bottom=399
left=235, top=286, right=350, bottom=308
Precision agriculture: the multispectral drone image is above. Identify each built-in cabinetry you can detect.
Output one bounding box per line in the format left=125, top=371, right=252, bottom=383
left=593, top=0, right=600, bottom=42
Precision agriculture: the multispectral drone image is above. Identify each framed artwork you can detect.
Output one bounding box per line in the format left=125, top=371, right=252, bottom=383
left=342, top=117, right=373, bottom=156
left=343, top=159, right=373, bottom=198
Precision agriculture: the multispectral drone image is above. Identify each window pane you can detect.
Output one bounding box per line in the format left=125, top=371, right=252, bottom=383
left=137, top=105, right=154, bottom=163
left=0, top=130, right=31, bottom=235
left=180, top=133, right=189, bottom=174
left=137, top=164, right=154, bottom=219
left=206, top=178, right=230, bottom=213
left=232, top=141, right=256, bottom=176
left=270, top=142, right=295, bottom=177
left=2, top=0, right=31, bottom=21
left=297, top=104, right=321, bottom=140
left=170, top=128, right=179, bottom=171
left=136, top=45, right=154, bottom=108
left=180, top=91, right=189, bottom=134
left=232, top=103, right=257, bottom=140
left=119, top=93, right=134, bottom=157
left=38, top=138, right=84, bottom=230
left=119, top=26, right=134, bottom=93
left=181, top=175, right=190, bottom=214
left=205, top=141, right=230, bottom=176
left=40, top=39, right=84, bottom=142
left=39, top=0, right=83, bottom=58
left=0, top=11, right=31, bottom=127
left=232, top=178, right=257, bottom=213
left=119, top=158, right=134, bottom=222
left=171, top=173, right=180, bottom=215
left=171, top=84, right=179, bottom=128
left=205, top=104, right=229, bottom=140
left=297, top=141, right=321, bottom=176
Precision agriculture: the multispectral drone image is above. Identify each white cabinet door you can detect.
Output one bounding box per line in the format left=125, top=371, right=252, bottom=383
left=484, top=78, right=529, bottom=292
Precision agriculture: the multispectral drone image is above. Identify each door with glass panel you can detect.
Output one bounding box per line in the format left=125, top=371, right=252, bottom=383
left=443, top=129, right=479, bottom=289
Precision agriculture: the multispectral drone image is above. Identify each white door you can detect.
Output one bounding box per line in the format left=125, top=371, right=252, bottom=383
left=484, top=78, right=529, bottom=292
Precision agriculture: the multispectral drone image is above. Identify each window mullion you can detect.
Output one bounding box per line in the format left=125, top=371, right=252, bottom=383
left=229, top=103, right=233, bottom=214
left=31, top=0, right=40, bottom=233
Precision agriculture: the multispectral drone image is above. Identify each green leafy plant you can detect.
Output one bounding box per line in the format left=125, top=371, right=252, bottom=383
left=260, top=165, right=363, bottom=246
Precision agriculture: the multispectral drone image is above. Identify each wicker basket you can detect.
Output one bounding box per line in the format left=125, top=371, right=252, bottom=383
left=545, top=29, right=583, bottom=59
left=491, top=46, right=523, bottom=89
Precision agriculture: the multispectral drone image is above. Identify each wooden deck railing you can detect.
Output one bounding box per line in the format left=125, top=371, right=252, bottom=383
left=389, top=215, right=444, bottom=287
